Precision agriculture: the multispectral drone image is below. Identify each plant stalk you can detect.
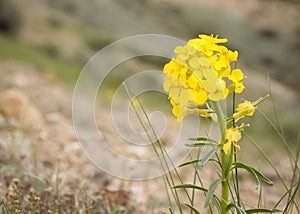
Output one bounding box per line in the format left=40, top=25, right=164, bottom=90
left=212, top=101, right=231, bottom=214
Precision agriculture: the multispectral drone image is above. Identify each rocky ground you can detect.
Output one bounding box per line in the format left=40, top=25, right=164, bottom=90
left=0, top=61, right=145, bottom=212
left=0, top=59, right=298, bottom=213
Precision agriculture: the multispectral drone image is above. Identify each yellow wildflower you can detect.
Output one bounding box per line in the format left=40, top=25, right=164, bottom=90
left=223, top=127, right=241, bottom=154
left=233, top=100, right=255, bottom=120
left=163, top=34, right=246, bottom=120
left=228, top=69, right=246, bottom=93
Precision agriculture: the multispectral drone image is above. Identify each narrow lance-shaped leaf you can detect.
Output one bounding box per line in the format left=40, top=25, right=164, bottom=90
left=184, top=203, right=201, bottom=214
left=246, top=208, right=281, bottom=213
left=168, top=208, right=175, bottom=214
left=172, top=184, right=208, bottom=192
left=178, top=159, right=200, bottom=168
left=232, top=162, right=273, bottom=187
left=189, top=137, right=218, bottom=144
left=251, top=166, right=273, bottom=186
left=172, top=184, right=221, bottom=208
left=204, top=178, right=222, bottom=208
left=186, top=142, right=219, bottom=147
left=199, top=147, right=218, bottom=167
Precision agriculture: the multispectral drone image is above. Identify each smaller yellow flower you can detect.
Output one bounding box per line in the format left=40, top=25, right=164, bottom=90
left=228, top=69, right=246, bottom=93
left=229, top=69, right=245, bottom=83
left=227, top=127, right=242, bottom=142
left=233, top=100, right=255, bottom=120
left=227, top=50, right=238, bottom=62
left=223, top=127, right=241, bottom=154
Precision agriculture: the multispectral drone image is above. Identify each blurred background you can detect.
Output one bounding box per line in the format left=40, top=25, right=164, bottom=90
left=0, top=0, right=299, bottom=212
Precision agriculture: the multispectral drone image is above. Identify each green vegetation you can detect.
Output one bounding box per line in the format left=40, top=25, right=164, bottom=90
left=84, top=32, right=114, bottom=51
left=0, top=35, right=81, bottom=83
left=46, top=17, right=64, bottom=30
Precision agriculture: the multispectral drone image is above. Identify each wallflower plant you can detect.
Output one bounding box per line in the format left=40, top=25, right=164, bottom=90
left=128, top=34, right=300, bottom=213
left=162, top=34, right=275, bottom=213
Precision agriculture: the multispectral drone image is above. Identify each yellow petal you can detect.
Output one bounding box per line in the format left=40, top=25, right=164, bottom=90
left=163, top=80, right=171, bottom=92
left=223, top=142, right=232, bottom=154
left=214, top=55, right=228, bottom=70
left=202, top=80, right=218, bottom=94
left=172, top=104, right=180, bottom=118
left=169, top=87, right=180, bottom=100
left=208, top=90, right=226, bottom=101
left=179, top=89, right=191, bottom=106
left=202, top=68, right=218, bottom=81
left=189, top=57, right=200, bottom=70
left=179, top=74, right=187, bottom=84
left=226, top=128, right=241, bottom=142
left=187, top=77, right=198, bottom=89
left=190, top=89, right=208, bottom=105
left=234, top=82, right=245, bottom=94
left=229, top=69, right=245, bottom=83
left=233, top=143, right=240, bottom=150
left=228, top=50, right=238, bottom=61
left=174, top=46, right=186, bottom=54
left=235, top=100, right=255, bottom=118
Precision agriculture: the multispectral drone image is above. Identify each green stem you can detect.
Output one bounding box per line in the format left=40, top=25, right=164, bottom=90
left=212, top=101, right=231, bottom=214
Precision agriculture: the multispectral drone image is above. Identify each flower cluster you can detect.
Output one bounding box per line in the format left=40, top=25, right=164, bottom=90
left=224, top=127, right=241, bottom=154
left=163, top=34, right=246, bottom=121
left=223, top=123, right=251, bottom=154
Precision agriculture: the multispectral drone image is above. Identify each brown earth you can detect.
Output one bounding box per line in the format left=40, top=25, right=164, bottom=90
left=0, top=59, right=298, bottom=213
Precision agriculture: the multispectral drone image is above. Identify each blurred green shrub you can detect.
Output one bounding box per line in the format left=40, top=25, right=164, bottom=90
left=0, top=0, right=22, bottom=35
left=38, top=43, right=60, bottom=59
left=85, top=33, right=113, bottom=51
left=46, top=0, right=78, bottom=15
left=46, top=17, right=63, bottom=29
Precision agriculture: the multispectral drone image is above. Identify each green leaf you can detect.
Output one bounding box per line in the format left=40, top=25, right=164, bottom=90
left=178, top=159, right=200, bottom=167
left=0, top=200, right=8, bottom=214
left=234, top=162, right=260, bottom=189
left=188, top=137, right=218, bottom=144
left=172, top=184, right=221, bottom=209
left=251, top=167, right=273, bottom=186
left=172, top=184, right=208, bottom=192
left=246, top=208, right=281, bottom=213
left=232, top=162, right=273, bottom=187
left=168, top=207, right=175, bottom=214
left=185, top=142, right=218, bottom=147
left=199, top=147, right=218, bottom=167
left=204, top=179, right=221, bottom=208
left=184, top=203, right=201, bottom=214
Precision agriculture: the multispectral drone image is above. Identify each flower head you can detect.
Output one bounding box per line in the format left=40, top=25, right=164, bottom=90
left=223, top=124, right=250, bottom=154
left=223, top=127, right=241, bottom=154
left=233, top=100, right=255, bottom=120
left=163, top=34, right=246, bottom=120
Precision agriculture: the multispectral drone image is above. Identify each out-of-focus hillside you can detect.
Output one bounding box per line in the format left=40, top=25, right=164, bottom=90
left=1, top=0, right=298, bottom=141
left=1, top=0, right=299, bottom=93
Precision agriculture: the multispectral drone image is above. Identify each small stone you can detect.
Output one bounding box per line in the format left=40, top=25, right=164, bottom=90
left=0, top=88, right=44, bottom=129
